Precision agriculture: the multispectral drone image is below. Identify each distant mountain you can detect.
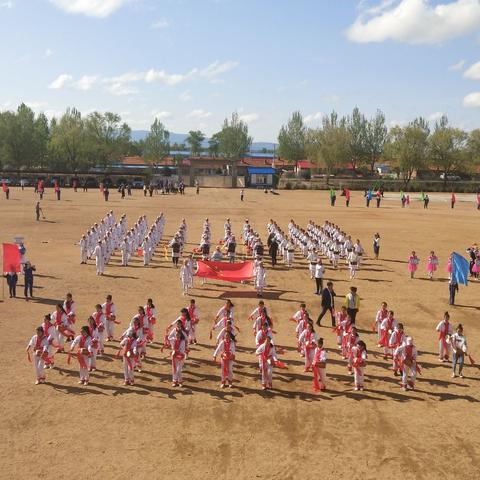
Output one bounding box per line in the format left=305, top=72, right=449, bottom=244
left=131, top=130, right=277, bottom=152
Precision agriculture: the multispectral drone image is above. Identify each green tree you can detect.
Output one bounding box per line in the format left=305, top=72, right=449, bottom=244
left=143, top=118, right=170, bottom=165
left=347, top=107, right=367, bottom=171
left=305, top=112, right=351, bottom=184
left=49, top=108, right=88, bottom=171
left=364, top=109, right=388, bottom=172
left=278, top=111, right=306, bottom=168
left=34, top=113, right=50, bottom=168
left=429, top=116, right=468, bottom=188
left=85, top=112, right=131, bottom=169
left=386, top=118, right=430, bottom=187
left=217, top=112, right=252, bottom=186
left=468, top=129, right=480, bottom=166
left=186, top=130, right=205, bottom=157
left=208, top=133, right=221, bottom=157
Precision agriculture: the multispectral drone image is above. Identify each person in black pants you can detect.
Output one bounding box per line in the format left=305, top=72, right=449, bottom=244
left=23, top=262, right=36, bottom=300
left=449, top=278, right=459, bottom=305
left=6, top=271, right=18, bottom=298
left=317, top=281, right=336, bottom=327
left=269, top=239, right=278, bottom=267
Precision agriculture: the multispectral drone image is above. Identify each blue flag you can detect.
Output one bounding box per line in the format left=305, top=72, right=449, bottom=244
left=451, top=252, right=469, bottom=286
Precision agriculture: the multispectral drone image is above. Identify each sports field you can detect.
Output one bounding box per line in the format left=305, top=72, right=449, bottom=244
left=1, top=187, right=479, bottom=480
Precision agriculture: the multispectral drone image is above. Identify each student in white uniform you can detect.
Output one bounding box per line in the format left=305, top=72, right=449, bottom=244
left=69, top=326, right=93, bottom=385
left=450, top=324, right=468, bottom=378
left=213, top=331, right=236, bottom=388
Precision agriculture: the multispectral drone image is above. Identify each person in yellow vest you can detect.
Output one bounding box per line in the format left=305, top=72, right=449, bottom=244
left=344, top=286, right=360, bottom=325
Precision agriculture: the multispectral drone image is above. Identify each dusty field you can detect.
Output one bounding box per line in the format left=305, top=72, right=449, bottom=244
left=1, top=186, right=479, bottom=480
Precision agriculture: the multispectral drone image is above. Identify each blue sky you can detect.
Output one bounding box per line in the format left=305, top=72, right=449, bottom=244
left=1, top=0, right=480, bottom=141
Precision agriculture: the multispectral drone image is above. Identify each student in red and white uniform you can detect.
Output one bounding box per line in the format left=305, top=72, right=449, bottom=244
left=213, top=330, right=236, bottom=388
left=26, top=326, right=50, bottom=384
left=187, top=299, right=200, bottom=344
left=333, top=306, right=348, bottom=349
left=374, top=302, right=388, bottom=345
left=394, top=336, right=418, bottom=391
left=341, top=316, right=355, bottom=360
left=167, top=308, right=192, bottom=344
left=69, top=326, right=93, bottom=385
left=51, top=303, right=71, bottom=352
left=41, top=314, right=57, bottom=368
left=312, top=338, right=327, bottom=392
left=102, top=294, right=117, bottom=341
left=248, top=300, right=266, bottom=323
left=63, top=293, right=77, bottom=328
left=144, top=298, right=156, bottom=343
left=118, top=330, right=139, bottom=386
left=92, top=304, right=107, bottom=354
left=170, top=327, right=187, bottom=387
left=350, top=340, right=367, bottom=391
left=125, top=316, right=147, bottom=367
left=389, top=323, right=405, bottom=375
left=379, top=310, right=397, bottom=358
left=436, top=311, right=453, bottom=362
left=298, top=321, right=317, bottom=371
left=215, top=300, right=234, bottom=323
left=255, top=321, right=275, bottom=347
left=211, top=312, right=240, bottom=340
left=87, top=316, right=101, bottom=371
left=255, top=337, right=280, bottom=390
left=290, top=303, right=308, bottom=327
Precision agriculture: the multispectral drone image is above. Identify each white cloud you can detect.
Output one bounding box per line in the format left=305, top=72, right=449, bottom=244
left=463, top=91, right=480, bottom=107
left=187, top=109, right=212, bottom=119
left=74, top=75, right=98, bottom=91
left=346, top=0, right=480, bottom=45
left=428, top=111, right=444, bottom=121
left=25, top=101, right=49, bottom=109
left=48, top=73, right=73, bottom=89
left=179, top=90, right=191, bottom=102
left=239, top=113, right=259, bottom=124
left=44, top=49, right=54, bottom=58
left=464, top=60, right=480, bottom=79
left=304, top=112, right=324, bottom=123
left=106, top=82, right=139, bottom=96
left=50, top=0, right=126, bottom=18
left=449, top=59, right=465, bottom=70
left=200, top=60, right=238, bottom=80
left=151, top=19, right=170, bottom=29
left=151, top=110, right=172, bottom=120
left=1, top=1, right=13, bottom=9
left=145, top=68, right=197, bottom=86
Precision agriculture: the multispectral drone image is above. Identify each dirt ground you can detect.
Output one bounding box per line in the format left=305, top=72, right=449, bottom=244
left=1, top=186, right=479, bottom=480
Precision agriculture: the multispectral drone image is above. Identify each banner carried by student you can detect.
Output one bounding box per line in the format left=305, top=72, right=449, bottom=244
left=2, top=243, right=21, bottom=274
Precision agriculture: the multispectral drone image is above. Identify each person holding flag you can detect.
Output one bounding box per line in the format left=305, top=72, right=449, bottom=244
left=448, top=252, right=469, bottom=305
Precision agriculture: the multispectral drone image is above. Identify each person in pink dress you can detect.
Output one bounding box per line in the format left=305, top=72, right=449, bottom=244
left=426, top=251, right=439, bottom=280
left=408, top=251, right=420, bottom=279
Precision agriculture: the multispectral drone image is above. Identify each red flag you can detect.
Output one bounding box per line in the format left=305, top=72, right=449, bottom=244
left=2, top=180, right=7, bottom=193
left=195, top=260, right=254, bottom=283
left=2, top=243, right=21, bottom=273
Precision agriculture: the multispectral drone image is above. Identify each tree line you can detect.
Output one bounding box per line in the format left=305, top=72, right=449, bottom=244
left=278, top=108, right=480, bottom=186
left=0, top=104, right=251, bottom=174
left=1, top=103, right=479, bottom=187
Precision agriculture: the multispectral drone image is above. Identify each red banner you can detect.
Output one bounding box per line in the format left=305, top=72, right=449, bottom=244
left=2, top=243, right=21, bottom=273
left=195, top=260, right=254, bottom=283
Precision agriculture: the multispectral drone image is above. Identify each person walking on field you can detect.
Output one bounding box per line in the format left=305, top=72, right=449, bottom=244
left=23, top=261, right=36, bottom=301
left=344, top=286, right=360, bottom=324
left=35, top=201, right=44, bottom=221
left=317, top=281, right=336, bottom=327
left=373, top=233, right=380, bottom=260
left=451, top=191, right=456, bottom=209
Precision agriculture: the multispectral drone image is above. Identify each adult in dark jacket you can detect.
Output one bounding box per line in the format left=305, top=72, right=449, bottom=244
left=6, top=271, right=18, bottom=298
left=317, top=281, right=336, bottom=327
left=269, top=239, right=278, bottom=267
left=23, top=261, right=36, bottom=300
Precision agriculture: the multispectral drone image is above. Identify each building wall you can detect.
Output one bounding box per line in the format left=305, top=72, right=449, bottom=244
left=196, top=175, right=245, bottom=188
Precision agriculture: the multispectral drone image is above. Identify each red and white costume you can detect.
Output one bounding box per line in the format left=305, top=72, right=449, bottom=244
left=188, top=304, right=200, bottom=343
left=119, top=337, right=139, bottom=385
left=334, top=309, right=347, bottom=347
left=255, top=342, right=278, bottom=388
left=298, top=329, right=317, bottom=371
left=350, top=345, right=367, bottom=390
left=389, top=328, right=405, bottom=373
left=436, top=318, right=453, bottom=361
left=93, top=310, right=107, bottom=352
left=27, top=334, right=50, bottom=383
left=379, top=316, right=397, bottom=356
left=51, top=309, right=71, bottom=350
left=63, top=299, right=77, bottom=325
left=374, top=307, right=388, bottom=344
left=144, top=304, right=156, bottom=342
left=170, top=336, right=187, bottom=385
left=394, top=339, right=418, bottom=390
left=102, top=300, right=117, bottom=340
left=71, top=334, right=93, bottom=383
left=312, top=346, right=327, bottom=392
left=213, top=338, right=236, bottom=385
